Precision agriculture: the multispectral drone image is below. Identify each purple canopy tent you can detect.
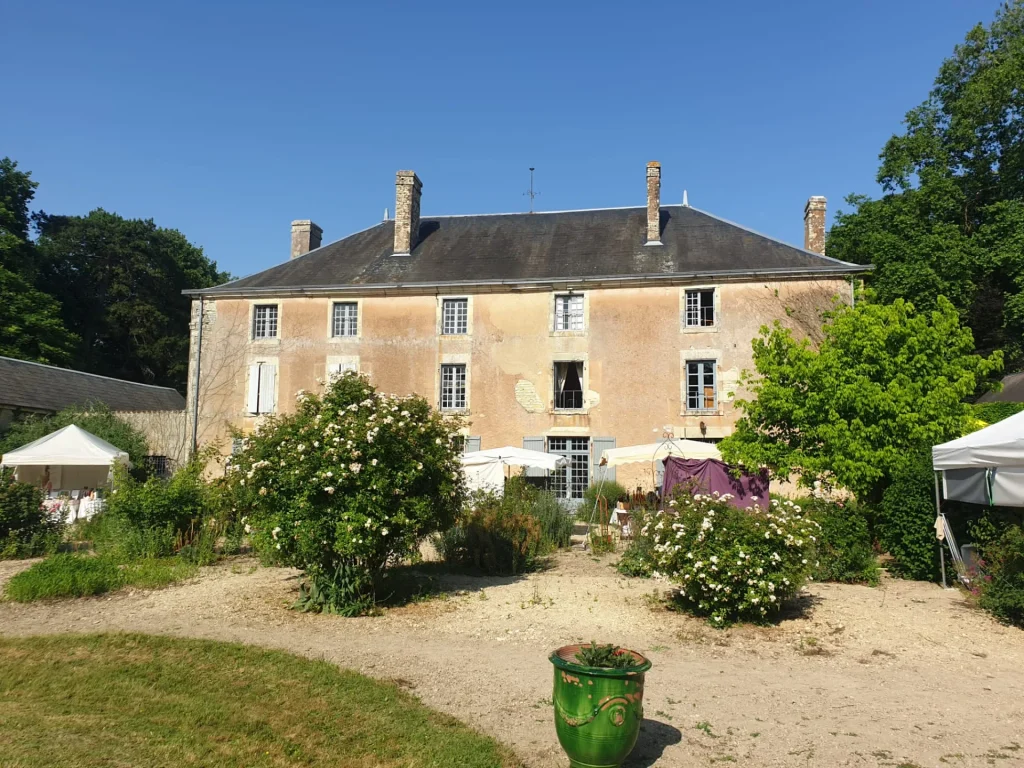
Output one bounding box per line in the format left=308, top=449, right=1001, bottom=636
left=661, top=457, right=769, bottom=510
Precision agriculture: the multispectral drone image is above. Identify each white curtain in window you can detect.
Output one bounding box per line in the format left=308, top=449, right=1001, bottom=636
left=556, top=363, right=568, bottom=393
left=574, top=361, right=584, bottom=383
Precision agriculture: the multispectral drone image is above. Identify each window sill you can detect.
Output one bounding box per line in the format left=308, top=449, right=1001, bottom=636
left=328, top=335, right=360, bottom=342
left=441, top=408, right=470, bottom=415
left=250, top=337, right=281, bottom=346
left=682, top=409, right=720, bottom=417
left=439, top=333, right=471, bottom=338
left=680, top=325, right=720, bottom=333
left=551, top=408, right=588, bottom=415
left=549, top=329, right=587, bottom=338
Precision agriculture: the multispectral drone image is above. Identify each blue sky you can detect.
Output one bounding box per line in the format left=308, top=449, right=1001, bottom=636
left=3, top=0, right=997, bottom=279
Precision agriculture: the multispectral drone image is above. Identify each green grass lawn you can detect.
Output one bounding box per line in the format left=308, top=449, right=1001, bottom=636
left=4, top=554, right=197, bottom=601
left=0, top=634, right=522, bottom=768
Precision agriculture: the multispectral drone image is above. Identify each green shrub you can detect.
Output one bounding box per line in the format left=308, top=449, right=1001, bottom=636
left=616, top=508, right=657, bottom=578
left=456, top=490, right=544, bottom=575
left=652, top=493, right=818, bottom=626
left=529, top=485, right=574, bottom=550
left=878, top=450, right=945, bottom=581
left=0, top=405, right=150, bottom=471
left=583, top=481, right=628, bottom=515
left=797, top=497, right=880, bottom=586
left=977, top=524, right=1024, bottom=628
left=971, top=401, right=1024, bottom=427
left=90, top=513, right=177, bottom=561
left=0, top=469, right=63, bottom=559
left=227, top=373, right=465, bottom=613
left=4, top=553, right=197, bottom=602
left=107, top=459, right=215, bottom=534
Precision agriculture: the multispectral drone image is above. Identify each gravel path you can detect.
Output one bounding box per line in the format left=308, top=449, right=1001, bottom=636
left=1, top=551, right=1022, bottom=767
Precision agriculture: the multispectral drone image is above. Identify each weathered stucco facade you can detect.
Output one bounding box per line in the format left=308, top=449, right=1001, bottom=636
left=186, top=277, right=851, bottom=489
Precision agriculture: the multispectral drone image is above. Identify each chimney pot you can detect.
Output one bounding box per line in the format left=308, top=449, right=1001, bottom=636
left=394, top=170, right=423, bottom=254
left=804, top=196, right=827, bottom=254
left=290, top=220, right=323, bottom=259
left=645, top=161, right=662, bottom=245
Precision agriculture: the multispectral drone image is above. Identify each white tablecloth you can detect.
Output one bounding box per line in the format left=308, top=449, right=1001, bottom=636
left=75, top=497, right=106, bottom=522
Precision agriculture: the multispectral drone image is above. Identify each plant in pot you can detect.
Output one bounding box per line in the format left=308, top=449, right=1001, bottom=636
left=549, top=641, right=651, bottom=768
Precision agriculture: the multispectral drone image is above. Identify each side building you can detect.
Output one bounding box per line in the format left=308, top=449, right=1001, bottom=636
left=185, top=163, right=866, bottom=494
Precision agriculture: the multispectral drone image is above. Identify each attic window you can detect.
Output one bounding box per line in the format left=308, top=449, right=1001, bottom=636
left=554, top=361, right=584, bottom=410
left=554, top=294, right=584, bottom=331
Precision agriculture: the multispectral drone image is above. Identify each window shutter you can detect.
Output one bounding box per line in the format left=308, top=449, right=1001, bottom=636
left=523, top=436, right=546, bottom=477
left=258, top=364, right=276, bottom=414
left=465, top=436, right=481, bottom=453
left=246, top=364, right=261, bottom=414
left=591, top=437, right=616, bottom=483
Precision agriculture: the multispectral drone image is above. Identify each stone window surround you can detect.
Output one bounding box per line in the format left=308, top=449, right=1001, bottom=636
left=245, top=354, right=279, bottom=417
left=549, top=290, right=589, bottom=337
left=551, top=352, right=589, bottom=414
left=249, top=299, right=282, bottom=345
left=327, top=298, right=363, bottom=341
left=679, top=285, right=720, bottom=333
left=679, top=348, right=722, bottom=416
left=325, top=354, right=360, bottom=382
left=436, top=295, right=474, bottom=336
left=435, top=352, right=471, bottom=413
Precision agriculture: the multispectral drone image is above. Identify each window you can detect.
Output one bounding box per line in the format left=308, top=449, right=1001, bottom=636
left=252, top=304, right=279, bottom=339
left=327, top=360, right=358, bottom=381
left=684, top=289, right=715, bottom=327
left=554, top=294, right=584, bottom=331
left=548, top=437, right=590, bottom=499
left=554, top=361, right=584, bottom=410
left=332, top=302, right=358, bottom=337
left=450, top=435, right=466, bottom=453
left=246, top=362, right=277, bottom=414
left=440, top=364, right=467, bottom=410
left=686, top=360, right=717, bottom=411
left=442, top=298, right=468, bottom=335
left=144, top=455, right=171, bottom=478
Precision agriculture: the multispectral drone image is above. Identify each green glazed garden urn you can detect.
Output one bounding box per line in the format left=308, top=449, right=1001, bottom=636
left=549, top=644, right=652, bottom=768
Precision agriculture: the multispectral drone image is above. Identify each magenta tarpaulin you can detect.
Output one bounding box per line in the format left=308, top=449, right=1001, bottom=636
left=661, top=457, right=769, bottom=510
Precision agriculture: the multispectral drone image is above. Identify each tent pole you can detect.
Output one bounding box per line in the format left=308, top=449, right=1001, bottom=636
left=934, top=471, right=947, bottom=589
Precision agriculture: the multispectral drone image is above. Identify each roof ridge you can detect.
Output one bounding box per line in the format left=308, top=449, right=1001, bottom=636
left=0, top=356, right=183, bottom=394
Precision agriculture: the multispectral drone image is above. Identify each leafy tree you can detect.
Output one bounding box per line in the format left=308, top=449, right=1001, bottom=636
left=0, top=157, right=38, bottom=278
left=720, top=298, right=1002, bottom=505
left=34, top=209, right=228, bottom=390
left=0, top=405, right=150, bottom=469
left=828, top=2, right=1024, bottom=363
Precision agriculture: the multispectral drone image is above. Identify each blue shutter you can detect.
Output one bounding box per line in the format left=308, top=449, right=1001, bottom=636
left=523, top=436, right=546, bottom=477
left=465, top=436, right=481, bottom=453
left=591, top=437, right=616, bottom=484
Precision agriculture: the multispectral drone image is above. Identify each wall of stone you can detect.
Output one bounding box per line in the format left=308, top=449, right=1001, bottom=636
left=115, top=410, right=189, bottom=468
left=188, top=278, right=851, bottom=487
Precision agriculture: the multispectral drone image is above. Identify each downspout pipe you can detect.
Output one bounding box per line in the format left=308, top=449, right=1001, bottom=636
left=190, top=295, right=205, bottom=458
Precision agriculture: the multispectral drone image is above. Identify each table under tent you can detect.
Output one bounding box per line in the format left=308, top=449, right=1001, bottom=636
left=932, top=409, right=1024, bottom=587
left=0, top=424, right=129, bottom=523
left=461, top=446, right=568, bottom=495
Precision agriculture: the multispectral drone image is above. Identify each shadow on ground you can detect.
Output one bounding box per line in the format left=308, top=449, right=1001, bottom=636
left=624, top=719, right=683, bottom=767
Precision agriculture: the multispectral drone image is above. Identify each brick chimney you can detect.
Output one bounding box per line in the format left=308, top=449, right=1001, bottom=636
left=803, top=196, right=827, bottom=254
left=290, top=220, right=323, bottom=259
left=645, top=161, right=662, bottom=245
left=394, top=170, right=422, bottom=254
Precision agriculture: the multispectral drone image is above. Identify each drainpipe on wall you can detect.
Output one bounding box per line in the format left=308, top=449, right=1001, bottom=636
left=190, top=295, right=205, bottom=458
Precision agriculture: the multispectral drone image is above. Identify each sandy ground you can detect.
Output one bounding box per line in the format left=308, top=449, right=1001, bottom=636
left=1, top=551, right=1022, bottom=768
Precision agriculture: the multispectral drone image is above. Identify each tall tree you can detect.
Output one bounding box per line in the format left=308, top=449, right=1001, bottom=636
left=0, top=158, right=75, bottom=364
left=720, top=298, right=1002, bottom=505
left=34, top=209, right=228, bottom=391
left=828, top=1, right=1024, bottom=364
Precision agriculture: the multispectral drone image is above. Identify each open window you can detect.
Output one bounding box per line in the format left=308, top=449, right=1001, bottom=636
left=554, top=361, right=584, bottom=410
left=685, top=360, right=717, bottom=411
left=684, top=288, right=715, bottom=328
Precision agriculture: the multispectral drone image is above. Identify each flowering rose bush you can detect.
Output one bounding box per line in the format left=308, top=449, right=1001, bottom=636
left=227, top=373, right=465, bottom=613
left=647, top=493, right=819, bottom=626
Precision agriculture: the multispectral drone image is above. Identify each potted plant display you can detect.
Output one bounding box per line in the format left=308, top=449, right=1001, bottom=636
left=549, top=642, right=651, bottom=768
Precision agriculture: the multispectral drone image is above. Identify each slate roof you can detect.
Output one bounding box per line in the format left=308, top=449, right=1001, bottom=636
left=191, top=205, right=866, bottom=296
left=0, top=356, right=185, bottom=413
left=978, top=373, right=1024, bottom=404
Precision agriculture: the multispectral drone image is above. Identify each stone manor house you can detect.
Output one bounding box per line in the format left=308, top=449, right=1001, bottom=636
left=184, top=162, right=864, bottom=495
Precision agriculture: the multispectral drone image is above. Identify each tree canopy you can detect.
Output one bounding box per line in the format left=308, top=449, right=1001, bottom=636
left=720, top=298, right=1002, bottom=504
left=0, top=157, right=227, bottom=391
left=828, top=1, right=1024, bottom=364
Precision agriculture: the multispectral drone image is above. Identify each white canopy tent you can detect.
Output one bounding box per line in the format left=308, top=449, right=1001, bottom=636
left=461, top=446, right=568, bottom=494
left=598, top=438, right=722, bottom=468
left=1, top=424, right=130, bottom=492
left=931, top=410, right=1024, bottom=587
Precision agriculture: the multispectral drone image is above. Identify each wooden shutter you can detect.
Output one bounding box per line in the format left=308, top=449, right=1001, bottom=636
left=465, top=436, right=481, bottom=453
left=591, top=437, right=616, bottom=483
left=246, top=364, right=261, bottom=414
left=523, top=436, right=546, bottom=477
left=258, top=364, right=276, bottom=414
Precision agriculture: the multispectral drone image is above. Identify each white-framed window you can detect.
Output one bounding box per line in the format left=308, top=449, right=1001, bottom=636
left=246, top=362, right=277, bottom=414
left=548, top=437, right=590, bottom=500
left=327, top=359, right=359, bottom=381
left=554, top=361, right=584, bottom=410
left=252, top=304, right=279, bottom=339
left=554, top=294, right=584, bottom=331
left=440, top=363, right=467, bottom=410
left=331, top=302, right=358, bottom=337
left=442, top=298, right=468, bottom=335
left=686, top=360, right=717, bottom=411
left=684, top=288, right=715, bottom=328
